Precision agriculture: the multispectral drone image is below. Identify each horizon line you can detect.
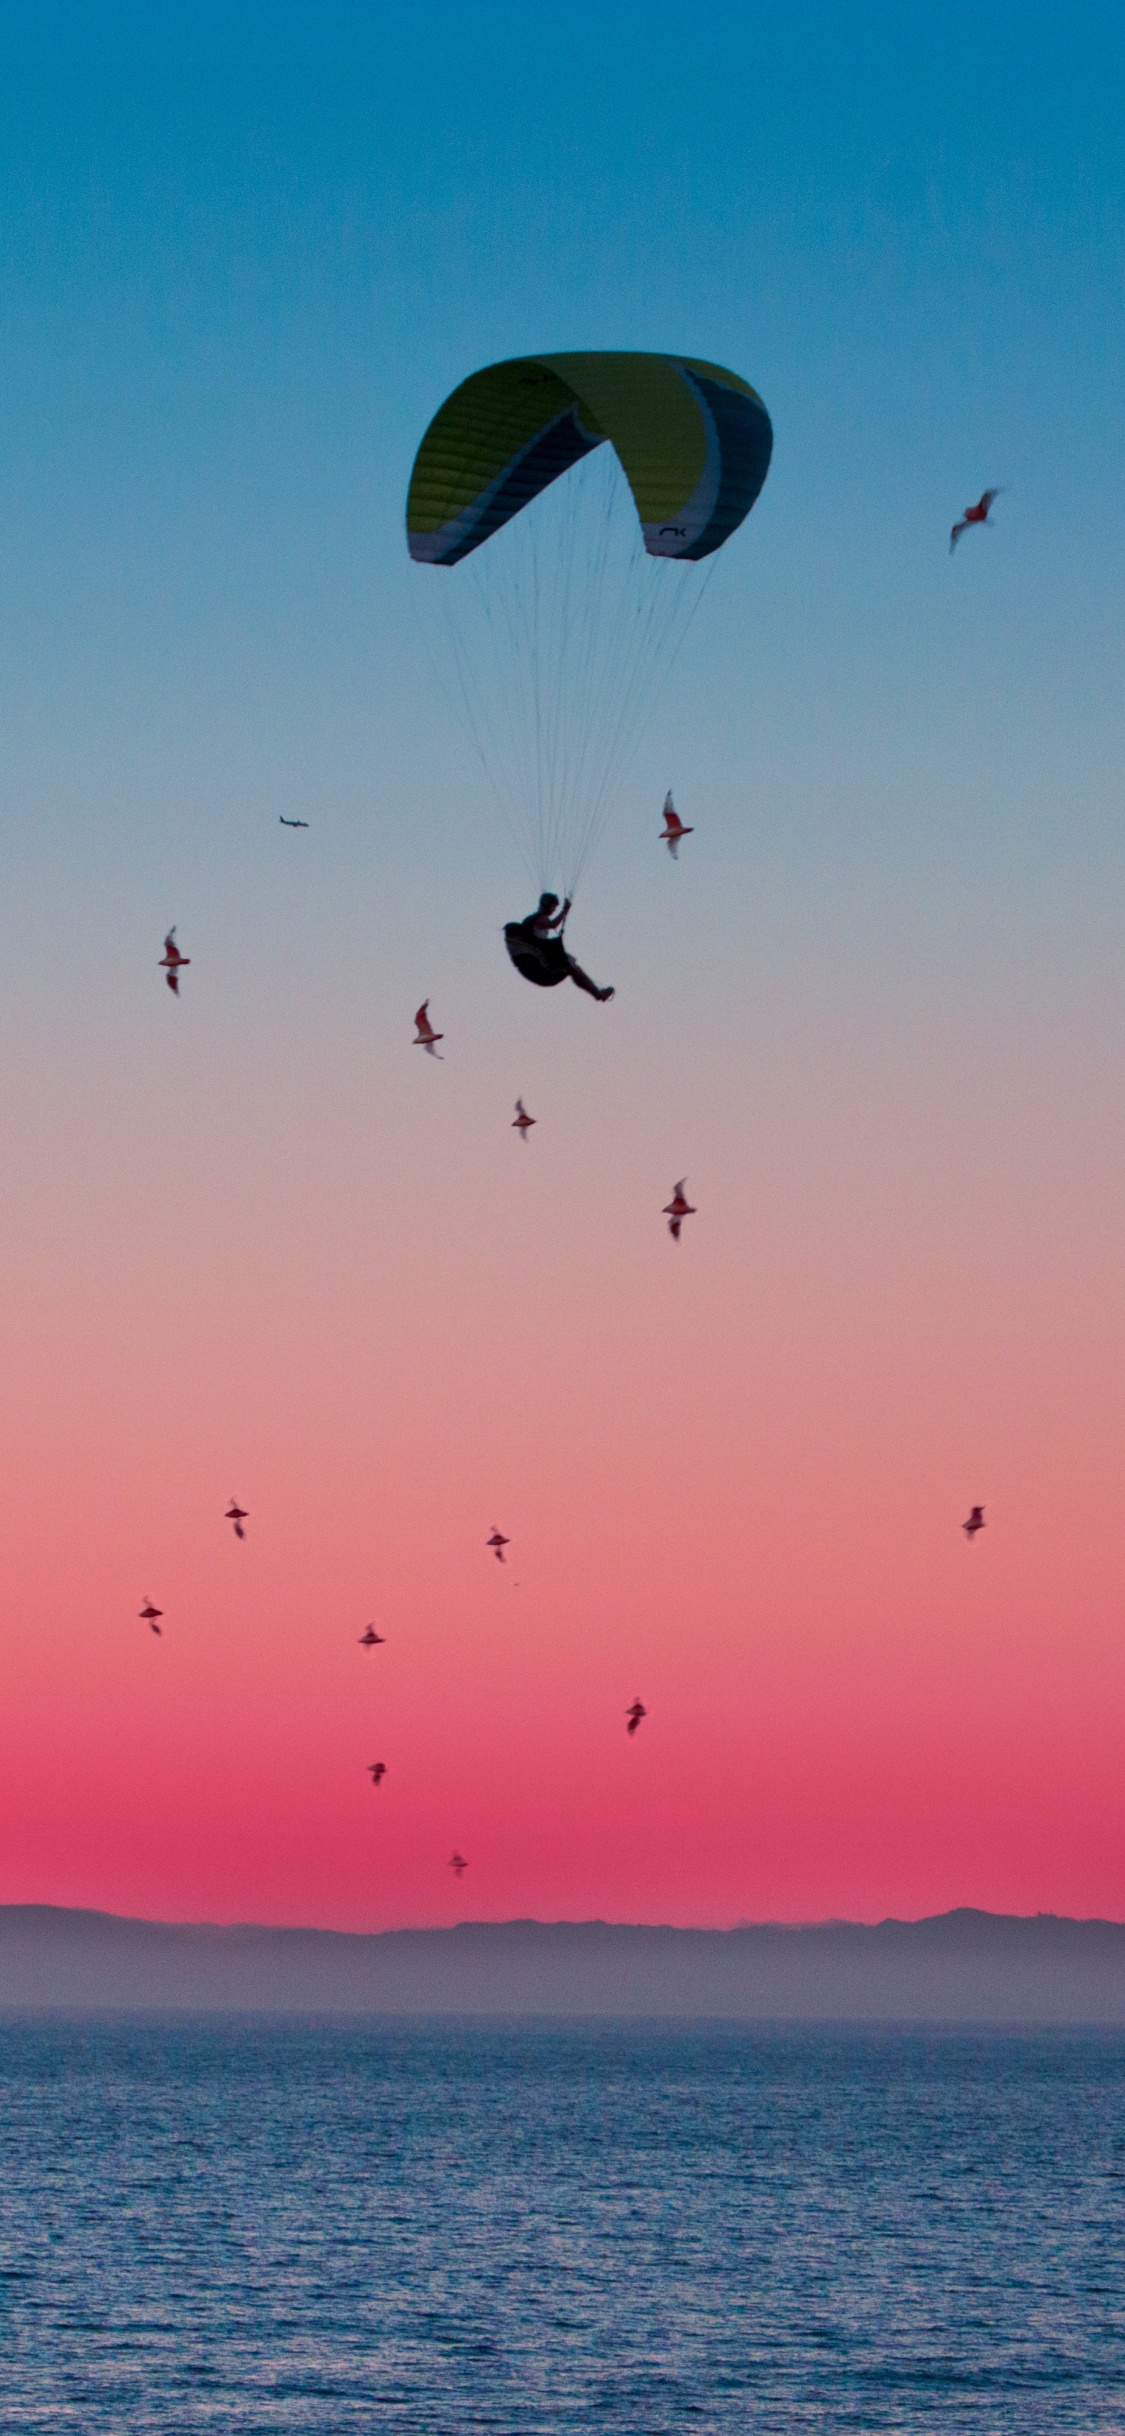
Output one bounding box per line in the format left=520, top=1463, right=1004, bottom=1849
left=5, top=1901, right=1125, bottom=1936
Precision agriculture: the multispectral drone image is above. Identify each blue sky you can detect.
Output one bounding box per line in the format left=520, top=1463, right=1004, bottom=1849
left=1, top=1, right=1122, bottom=908
left=1, top=0, right=1122, bottom=1135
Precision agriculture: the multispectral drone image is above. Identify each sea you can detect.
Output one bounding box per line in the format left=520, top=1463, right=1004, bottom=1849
left=0, top=2017, right=1122, bottom=2432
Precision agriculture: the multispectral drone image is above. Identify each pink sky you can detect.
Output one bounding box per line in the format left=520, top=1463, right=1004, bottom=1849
left=3, top=850, right=1124, bottom=1929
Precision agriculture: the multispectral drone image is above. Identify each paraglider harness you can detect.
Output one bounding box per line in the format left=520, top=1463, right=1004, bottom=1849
left=503, top=893, right=573, bottom=988
left=503, top=922, right=573, bottom=988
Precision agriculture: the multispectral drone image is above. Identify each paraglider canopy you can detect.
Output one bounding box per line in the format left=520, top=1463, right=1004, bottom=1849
left=407, top=351, right=772, bottom=566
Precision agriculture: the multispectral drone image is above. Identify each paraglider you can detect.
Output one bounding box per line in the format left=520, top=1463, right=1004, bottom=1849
left=139, top=1599, right=163, bottom=1635
left=660, top=793, right=693, bottom=858
left=358, top=1625, right=386, bottom=1647
left=413, top=1001, right=443, bottom=1057
left=950, top=489, right=1002, bottom=552
left=963, top=1506, right=985, bottom=1539
left=407, top=352, right=772, bottom=931
left=487, top=1527, right=509, bottom=1563
left=368, top=1762, right=387, bottom=1787
left=663, top=1180, right=696, bottom=1241
left=512, top=1099, right=536, bottom=1138
left=449, top=1851, right=468, bottom=1877
left=160, top=929, right=189, bottom=994
left=626, top=1699, right=647, bottom=1736
left=503, top=895, right=613, bottom=1001
left=225, top=1500, right=247, bottom=1541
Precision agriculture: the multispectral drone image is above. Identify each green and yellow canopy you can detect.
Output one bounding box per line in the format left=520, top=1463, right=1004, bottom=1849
left=407, top=351, right=772, bottom=566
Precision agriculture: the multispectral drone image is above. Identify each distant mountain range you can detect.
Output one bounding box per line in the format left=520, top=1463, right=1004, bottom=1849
left=2, top=1905, right=1125, bottom=2019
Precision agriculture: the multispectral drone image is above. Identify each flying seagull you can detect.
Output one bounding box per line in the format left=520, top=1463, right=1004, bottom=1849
left=358, top=1625, right=386, bottom=1647
left=225, top=1500, right=248, bottom=1541
left=963, top=1505, right=985, bottom=1539
left=414, top=1001, right=444, bottom=1058
left=139, top=1599, right=163, bottom=1635
left=660, top=792, right=693, bottom=859
left=663, top=1180, right=697, bottom=1242
left=950, top=488, right=1003, bottom=553
left=160, top=928, right=190, bottom=994
left=487, top=1527, right=509, bottom=1563
left=626, top=1699, right=647, bottom=1736
left=512, top=1098, right=536, bottom=1139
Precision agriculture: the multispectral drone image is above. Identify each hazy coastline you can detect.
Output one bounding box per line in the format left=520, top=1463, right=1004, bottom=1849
left=3, top=1904, right=1124, bottom=2020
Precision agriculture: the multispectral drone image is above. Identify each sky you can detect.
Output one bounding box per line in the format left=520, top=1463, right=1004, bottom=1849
left=1, top=0, right=1124, bottom=1931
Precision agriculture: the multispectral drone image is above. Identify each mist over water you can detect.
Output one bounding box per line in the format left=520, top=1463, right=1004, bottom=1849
left=1, top=2017, right=1123, bottom=2431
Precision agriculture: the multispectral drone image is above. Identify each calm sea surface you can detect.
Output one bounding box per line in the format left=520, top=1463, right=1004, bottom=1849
left=0, top=2017, right=1122, bottom=2431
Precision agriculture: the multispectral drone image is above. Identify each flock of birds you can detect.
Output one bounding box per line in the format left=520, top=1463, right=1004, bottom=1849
left=140, top=487, right=1002, bottom=1883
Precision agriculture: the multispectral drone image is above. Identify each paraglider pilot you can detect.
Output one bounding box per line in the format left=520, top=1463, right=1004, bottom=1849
left=504, top=894, right=614, bottom=1001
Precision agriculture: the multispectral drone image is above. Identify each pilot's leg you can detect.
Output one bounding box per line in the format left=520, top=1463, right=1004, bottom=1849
left=565, top=954, right=614, bottom=1002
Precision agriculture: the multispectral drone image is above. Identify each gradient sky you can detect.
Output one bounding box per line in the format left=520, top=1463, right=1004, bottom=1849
left=2, top=0, right=1125, bottom=1929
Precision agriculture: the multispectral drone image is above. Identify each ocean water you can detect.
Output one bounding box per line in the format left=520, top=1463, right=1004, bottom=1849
left=0, top=2019, right=1123, bottom=2431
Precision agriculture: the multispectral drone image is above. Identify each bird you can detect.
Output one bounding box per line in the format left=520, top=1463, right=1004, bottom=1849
left=414, top=1001, right=443, bottom=1057
left=663, top=1180, right=697, bottom=1241
left=279, top=815, right=309, bottom=827
left=487, top=1527, right=509, bottom=1563
left=368, top=1762, right=387, bottom=1787
left=963, top=1505, right=985, bottom=1539
left=358, top=1625, right=386, bottom=1647
left=139, top=1599, right=163, bottom=1635
left=449, top=1852, right=468, bottom=1877
left=225, top=1500, right=248, bottom=1541
left=950, top=488, right=1002, bottom=552
left=159, top=928, right=190, bottom=994
left=660, top=792, right=693, bottom=859
left=512, top=1098, right=536, bottom=1139
left=626, top=1699, right=647, bottom=1736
